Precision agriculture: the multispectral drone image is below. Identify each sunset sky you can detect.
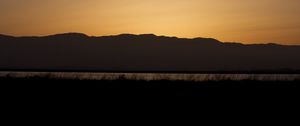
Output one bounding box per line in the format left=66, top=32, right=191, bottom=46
left=0, top=0, right=300, bottom=44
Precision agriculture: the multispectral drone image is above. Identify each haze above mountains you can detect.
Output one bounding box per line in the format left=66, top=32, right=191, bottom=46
left=1, top=33, right=300, bottom=72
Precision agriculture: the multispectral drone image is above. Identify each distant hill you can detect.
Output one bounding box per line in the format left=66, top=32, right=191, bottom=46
left=1, top=33, right=300, bottom=73
left=0, top=34, right=14, bottom=39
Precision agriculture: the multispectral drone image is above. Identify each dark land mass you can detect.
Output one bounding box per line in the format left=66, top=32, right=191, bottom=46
left=1, top=33, right=300, bottom=73
left=2, top=77, right=298, bottom=117
left=2, top=34, right=300, bottom=115
left=1, top=76, right=300, bottom=99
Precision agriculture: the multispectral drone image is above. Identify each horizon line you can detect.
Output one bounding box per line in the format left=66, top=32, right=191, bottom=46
left=1, top=32, right=299, bottom=46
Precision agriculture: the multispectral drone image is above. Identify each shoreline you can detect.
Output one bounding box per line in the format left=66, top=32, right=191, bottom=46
left=1, top=71, right=300, bottom=82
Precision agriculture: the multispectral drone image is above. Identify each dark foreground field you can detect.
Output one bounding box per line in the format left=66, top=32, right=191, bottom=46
left=2, top=77, right=300, bottom=114
left=3, top=77, right=299, bottom=119
left=1, top=76, right=300, bottom=98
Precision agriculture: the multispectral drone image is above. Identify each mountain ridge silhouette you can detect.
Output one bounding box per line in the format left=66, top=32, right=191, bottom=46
left=1, top=32, right=300, bottom=72
left=1, top=32, right=297, bottom=46
left=0, top=32, right=297, bottom=46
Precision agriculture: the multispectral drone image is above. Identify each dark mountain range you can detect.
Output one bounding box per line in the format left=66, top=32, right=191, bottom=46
left=1, top=33, right=300, bottom=73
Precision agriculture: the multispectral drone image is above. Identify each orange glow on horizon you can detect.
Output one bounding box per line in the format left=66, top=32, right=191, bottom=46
left=1, top=0, right=300, bottom=44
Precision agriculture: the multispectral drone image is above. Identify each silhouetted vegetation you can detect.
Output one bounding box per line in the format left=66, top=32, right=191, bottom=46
left=2, top=76, right=300, bottom=100
left=1, top=75, right=300, bottom=88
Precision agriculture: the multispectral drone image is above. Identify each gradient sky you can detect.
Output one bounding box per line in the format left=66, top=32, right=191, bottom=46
left=1, top=0, right=300, bottom=44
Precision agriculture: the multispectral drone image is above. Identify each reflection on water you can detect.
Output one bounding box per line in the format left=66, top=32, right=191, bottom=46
left=0, top=72, right=300, bottom=81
